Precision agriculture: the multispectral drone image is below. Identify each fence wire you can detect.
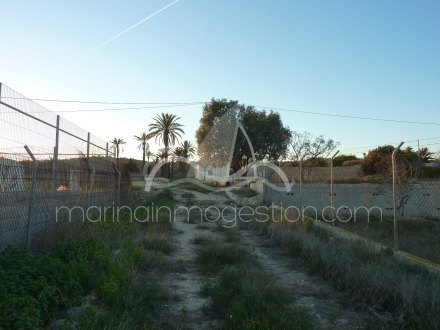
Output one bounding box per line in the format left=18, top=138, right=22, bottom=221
left=0, top=83, right=123, bottom=251
left=262, top=156, right=440, bottom=263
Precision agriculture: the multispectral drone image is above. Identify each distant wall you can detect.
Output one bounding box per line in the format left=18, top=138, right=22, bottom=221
left=260, top=181, right=440, bottom=219
left=268, top=165, right=363, bottom=183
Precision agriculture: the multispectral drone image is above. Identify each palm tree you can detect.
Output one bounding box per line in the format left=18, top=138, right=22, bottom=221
left=179, top=140, right=196, bottom=159
left=146, top=150, right=154, bottom=162
left=156, top=150, right=168, bottom=160
left=148, top=113, right=184, bottom=177
left=419, top=147, right=434, bottom=163
left=134, top=132, right=150, bottom=167
left=110, top=138, right=126, bottom=168
left=173, top=147, right=185, bottom=158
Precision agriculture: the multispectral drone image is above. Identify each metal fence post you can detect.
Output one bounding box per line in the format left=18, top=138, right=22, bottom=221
left=330, top=150, right=340, bottom=224
left=299, top=158, right=304, bottom=223
left=85, top=158, right=95, bottom=207
left=87, top=132, right=91, bottom=159
left=113, top=163, right=121, bottom=205
left=106, top=142, right=109, bottom=158
left=24, top=145, right=36, bottom=251
left=52, top=115, right=60, bottom=190
left=392, top=142, right=404, bottom=250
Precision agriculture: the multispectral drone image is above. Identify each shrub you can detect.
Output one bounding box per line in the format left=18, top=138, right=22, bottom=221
left=196, top=244, right=251, bottom=273
left=203, top=267, right=314, bottom=329
left=0, top=246, right=90, bottom=328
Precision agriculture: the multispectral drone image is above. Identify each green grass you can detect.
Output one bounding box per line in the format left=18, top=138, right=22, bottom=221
left=194, top=231, right=315, bottom=329
left=196, top=243, right=252, bottom=274
left=202, top=267, right=315, bottom=329
left=0, top=190, right=176, bottom=329
left=229, top=187, right=260, bottom=198
left=191, top=234, right=222, bottom=246
left=173, top=182, right=217, bottom=193
left=338, top=216, right=440, bottom=264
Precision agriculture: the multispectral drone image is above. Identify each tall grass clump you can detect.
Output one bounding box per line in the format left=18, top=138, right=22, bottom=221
left=262, top=221, right=440, bottom=328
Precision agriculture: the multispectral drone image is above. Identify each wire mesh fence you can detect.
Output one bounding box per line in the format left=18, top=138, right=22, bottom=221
left=0, top=83, right=123, bottom=251
left=261, top=152, right=440, bottom=263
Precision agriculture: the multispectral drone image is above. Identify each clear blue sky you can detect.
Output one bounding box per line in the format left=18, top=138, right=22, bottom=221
left=1, top=0, right=439, bottom=159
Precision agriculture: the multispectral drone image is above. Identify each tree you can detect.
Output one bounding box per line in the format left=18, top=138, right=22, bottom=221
left=362, top=145, right=395, bottom=176
left=148, top=113, right=184, bottom=178
left=134, top=132, right=150, bottom=168
left=146, top=150, right=154, bottom=162
left=289, top=131, right=339, bottom=181
left=175, top=140, right=196, bottom=159
left=110, top=138, right=126, bottom=168
left=362, top=145, right=419, bottom=176
left=419, top=147, right=434, bottom=163
left=196, top=99, right=291, bottom=173
left=333, top=154, right=359, bottom=167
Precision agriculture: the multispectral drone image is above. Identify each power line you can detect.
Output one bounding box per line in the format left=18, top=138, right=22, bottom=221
left=339, top=136, right=440, bottom=153
left=2, top=96, right=440, bottom=126
left=255, top=105, right=440, bottom=126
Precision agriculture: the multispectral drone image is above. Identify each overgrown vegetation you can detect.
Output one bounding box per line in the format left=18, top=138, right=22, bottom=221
left=252, top=214, right=440, bottom=328
left=0, top=189, right=176, bottom=329
left=195, top=230, right=315, bottom=329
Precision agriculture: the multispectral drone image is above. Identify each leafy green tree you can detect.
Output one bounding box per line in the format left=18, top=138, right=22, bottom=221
left=196, top=99, right=291, bottom=172
left=110, top=138, right=126, bottom=168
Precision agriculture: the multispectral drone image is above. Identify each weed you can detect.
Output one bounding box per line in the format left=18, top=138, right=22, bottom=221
left=264, top=221, right=440, bottom=328
left=196, top=243, right=251, bottom=273
left=203, top=266, right=314, bottom=329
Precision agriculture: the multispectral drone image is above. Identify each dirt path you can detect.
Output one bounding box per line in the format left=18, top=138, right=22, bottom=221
left=162, top=190, right=221, bottom=330
left=163, top=188, right=371, bottom=329
left=188, top=189, right=371, bottom=329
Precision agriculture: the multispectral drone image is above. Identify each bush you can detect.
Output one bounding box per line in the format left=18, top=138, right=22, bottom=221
left=334, top=154, right=358, bottom=167
left=342, top=159, right=362, bottom=166
left=0, top=247, right=90, bottom=329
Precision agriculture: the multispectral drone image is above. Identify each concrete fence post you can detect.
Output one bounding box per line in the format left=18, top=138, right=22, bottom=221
left=24, top=145, right=36, bottom=251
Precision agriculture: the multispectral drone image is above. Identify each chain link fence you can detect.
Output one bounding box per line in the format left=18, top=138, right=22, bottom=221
left=261, top=150, right=440, bottom=264
left=0, top=83, right=124, bottom=251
